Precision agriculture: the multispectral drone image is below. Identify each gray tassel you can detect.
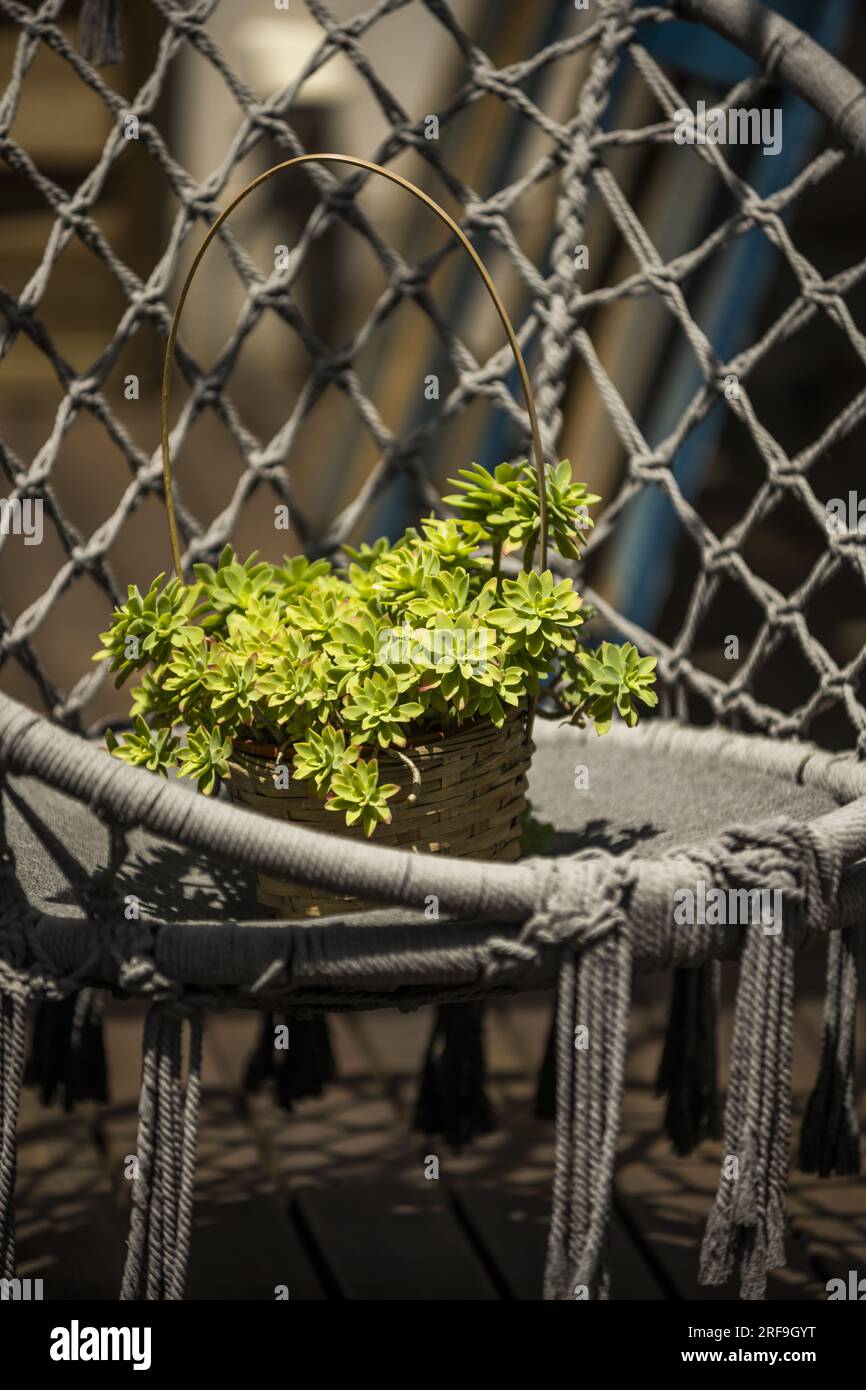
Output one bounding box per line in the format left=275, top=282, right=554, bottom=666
left=799, top=928, right=861, bottom=1177
left=699, top=912, right=795, bottom=1298
left=0, top=989, right=28, bottom=1279
left=120, top=1006, right=203, bottom=1301
left=512, top=851, right=635, bottom=1300
left=543, top=926, right=632, bottom=1300
left=79, top=0, right=124, bottom=66
left=698, top=818, right=842, bottom=1299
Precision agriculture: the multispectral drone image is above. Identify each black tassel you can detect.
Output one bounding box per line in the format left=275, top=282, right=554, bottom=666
left=656, top=963, right=720, bottom=1156
left=534, top=1000, right=557, bottom=1120
left=244, top=1013, right=336, bottom=1112
left=275, top=1015, right=335, bottom=1109
left=413, top=1002, right=495, bottom=1149
left=799, top=929, right=861, bottom=1177
left=78, top=0, right=124, bottom=66
left=243, top=1012, right=280, bottom=1094
left=24, top=989, right=109, bottom=1112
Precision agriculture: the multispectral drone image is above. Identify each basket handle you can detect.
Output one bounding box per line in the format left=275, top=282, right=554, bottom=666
left=161, top=153, right=547, bottom=580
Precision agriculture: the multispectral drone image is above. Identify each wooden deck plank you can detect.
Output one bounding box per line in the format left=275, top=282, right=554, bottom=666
left=13, top=1089, right=128, bottom=1299
left=448, top=1004, right=668, bottom=1300
left=615, top=1090, right=826, bottom=1300
left=92, top=1008, right=326, bottom=1300
left=248, top=1014, right=502, bottom=1298
left=492, top=986, right=841, bottom=1301
left=611, top=972, right=851, bottom=1301
left=295, top=1181, right=498, bottom=1300
left=184, top=1090, right=325, bottom=1301
left=193, top=979, right=865, bottom=1304
left=366, top=1002, right=668, bottom=1299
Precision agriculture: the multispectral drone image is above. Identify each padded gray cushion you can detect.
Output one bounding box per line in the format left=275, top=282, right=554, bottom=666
left=530, top=720, right=839, bottom=857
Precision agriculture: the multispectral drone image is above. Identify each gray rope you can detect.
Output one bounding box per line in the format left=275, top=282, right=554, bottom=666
left=673, top=0, right=866, bottom=159
left=535, top=855, right=635, bottom=1300
left=501, top=811, right=851, bottom=1301
left=1, top=797, right=858, bottom=1299
left=698, top=819, right=842, bottom=1299
left=120, top=1006, right=203, bottom=1301
left=5, top=694, right=866, bottom=934
left=0, top=987, right=26, bottom=1278
left=532, top=0, right=637, bottom=456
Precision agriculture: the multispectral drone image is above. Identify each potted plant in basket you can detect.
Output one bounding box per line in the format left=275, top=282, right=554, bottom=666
left=94, top=458, right=657, bottom=917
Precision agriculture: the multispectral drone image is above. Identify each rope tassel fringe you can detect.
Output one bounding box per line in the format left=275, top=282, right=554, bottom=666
left=699, top=821, right=842, bottom=1299
left=79, top=0, right=124, bottom=67
left=543, top=926, right=633, bottom=1300
left=799, top=926, right=861, bottom=1177
left=0, top=990, right=27, bottom=1279
left=24, top=988, right=108, bottom=1112
left=244, top=1011, right=336, bottom=1111
left=656, top=962, right=720, bottom=1156
left=120, top=1006, right=203, bottom=1301
left=413, top=1001, right=494, bottom=1149
left=698, top=922, right=793, bottom=1299
left=516, top=854, right=638, bottom=1301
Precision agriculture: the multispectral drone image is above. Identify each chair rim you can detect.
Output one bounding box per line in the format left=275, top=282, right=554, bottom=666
left=674, top=0, right=866, bottom=161
left=3, top=688, right=866, bottom=925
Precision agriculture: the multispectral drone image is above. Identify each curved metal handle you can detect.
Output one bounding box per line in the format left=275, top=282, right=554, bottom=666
left=161, top=153, right=547, bottom=580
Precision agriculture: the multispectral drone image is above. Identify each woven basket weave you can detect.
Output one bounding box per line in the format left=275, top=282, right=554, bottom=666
left=227, top=710, right=533, bottom=917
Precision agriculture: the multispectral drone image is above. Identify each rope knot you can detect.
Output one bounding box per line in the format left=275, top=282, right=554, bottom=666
left=704, top=539, right=737, bottom=576
left=318, top=349, right=352, bottom=386
left=632, top=452, right=667, bottom=482
left=525, top=850, right=635, bottom=954
left=713, top=816, right=842, bottom=942
left=397, top=264, right=428, bottom=298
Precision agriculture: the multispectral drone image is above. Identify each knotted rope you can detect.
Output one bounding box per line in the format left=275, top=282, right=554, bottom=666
left=507, top=812, right=855, bottom=1301
left=696, top=819, right=845, bottom=1299
left=524, top=853, right=636, bottom=1301
left=655, top=959, right=721, bottom=1156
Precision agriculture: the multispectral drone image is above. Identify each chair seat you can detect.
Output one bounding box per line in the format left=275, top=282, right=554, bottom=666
left=529, top=718, right=841, bottom=857
left=3, top=719, right=843, bottom=929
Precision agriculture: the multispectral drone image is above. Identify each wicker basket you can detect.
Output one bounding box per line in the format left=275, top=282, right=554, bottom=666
left=159, top=155, right=548, bottom=920
left=227, top=710, right=533, bottom=917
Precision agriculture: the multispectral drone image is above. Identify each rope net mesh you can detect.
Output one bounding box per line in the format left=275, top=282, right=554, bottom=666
left=0, top=0, right=864, bottom=754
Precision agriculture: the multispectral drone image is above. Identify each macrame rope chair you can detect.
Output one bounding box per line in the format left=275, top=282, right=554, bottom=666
left=1, top=0, right=865, bottom=1300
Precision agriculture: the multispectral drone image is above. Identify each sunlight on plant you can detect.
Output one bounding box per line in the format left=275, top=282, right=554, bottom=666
left=95, top=460, right=656, bottom=830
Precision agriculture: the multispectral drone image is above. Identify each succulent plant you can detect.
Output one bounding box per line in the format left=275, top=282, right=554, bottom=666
left=95, top=460, right=656, bottom=833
